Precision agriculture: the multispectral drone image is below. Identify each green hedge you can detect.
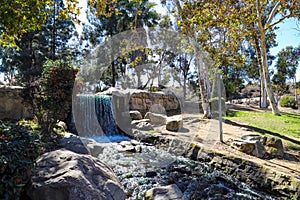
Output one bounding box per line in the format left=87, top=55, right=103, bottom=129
left=0, top=121, right=41, bottom=200
left=280, top=96, right=298, bottom=109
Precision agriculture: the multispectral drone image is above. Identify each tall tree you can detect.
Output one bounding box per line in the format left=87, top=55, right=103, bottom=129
left=0, top=0, right=79, bottom=48
left=84, top=0, right=159, bottom=87
left=0, top=0, right=79, bottom=85
left=166, top=0, right=248, bottom=118
left=273, top=45, right=300, bottom=98
left=251, top=0, right=299, bottom=115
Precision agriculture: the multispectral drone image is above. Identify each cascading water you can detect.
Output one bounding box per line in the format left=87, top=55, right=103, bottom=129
left=75, top=94, right=130, bottom=143
left=95, top=95, right=120, bottom=136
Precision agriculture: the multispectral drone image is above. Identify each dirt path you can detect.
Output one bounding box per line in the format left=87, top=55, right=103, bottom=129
left=153, top=104, right=300, bottom=179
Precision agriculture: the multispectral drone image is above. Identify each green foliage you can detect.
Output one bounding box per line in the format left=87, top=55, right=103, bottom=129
left=0, top=121, right=41, bottom=200
left=280, top=96, right=298, bottom=109
left=35, top=60, right=78, bottom=139
left=272, top=46, right=300, bottom=95
left=0, top=0, right=49, bottom=48
left=0, top=0, right=80, bottom=48
left=0, top=0, right=79, bottom=86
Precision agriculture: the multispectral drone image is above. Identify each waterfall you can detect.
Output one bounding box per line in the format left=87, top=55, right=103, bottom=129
left=74, top=94, right=130, bottom=143
left=95, top=95, right=119, bottom=136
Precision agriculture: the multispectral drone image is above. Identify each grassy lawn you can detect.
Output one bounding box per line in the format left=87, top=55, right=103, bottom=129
left=224, top=109, right=300, bottom=150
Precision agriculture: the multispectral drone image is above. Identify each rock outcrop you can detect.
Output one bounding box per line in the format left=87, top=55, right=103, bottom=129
left=27, top=149, right=126, bottom=200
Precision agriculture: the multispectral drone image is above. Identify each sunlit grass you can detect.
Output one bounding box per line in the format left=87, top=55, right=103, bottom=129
left=224, top=110, right=300, bottom=150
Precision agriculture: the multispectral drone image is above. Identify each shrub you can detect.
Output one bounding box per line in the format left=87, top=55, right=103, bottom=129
left=34, top=60, right=78, bottom=140
left=0, top=121, right=41, bottom=200
left=280, top=96, right=298, bottom=109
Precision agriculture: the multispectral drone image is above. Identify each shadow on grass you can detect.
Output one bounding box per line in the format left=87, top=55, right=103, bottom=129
left=281, top=111, right=300, bottom=120
left=223, top=119, right=300, bottom=146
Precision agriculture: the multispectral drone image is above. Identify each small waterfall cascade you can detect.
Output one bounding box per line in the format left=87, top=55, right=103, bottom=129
left=74, top=94, right=130, bottom=142
left=94, top=95, right=119, bottom=136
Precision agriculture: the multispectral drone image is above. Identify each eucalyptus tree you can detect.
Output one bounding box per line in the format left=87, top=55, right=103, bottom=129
left=167, top=0, right=299, bottom=115
left=273, top=46, right=300, bottom=98
left=164, top=0, right=248, bottom=118
left=84, top=0, right=159, bottom=87
left=246, top=0, right=300, bottom=115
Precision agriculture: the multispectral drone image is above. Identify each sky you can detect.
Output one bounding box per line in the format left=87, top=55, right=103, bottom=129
left=269, top=18, right=300, bottom=81
left=1, top=1, right=299, bottom=83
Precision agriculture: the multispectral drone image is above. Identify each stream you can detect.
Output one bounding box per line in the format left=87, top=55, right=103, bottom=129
left=83, top=136, right=279, bottom=200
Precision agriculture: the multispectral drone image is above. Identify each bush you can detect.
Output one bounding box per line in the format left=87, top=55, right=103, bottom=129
left=280, top=96, right=298, bottom=109
left=34, top=60, right=78, bottom=140
left=0, top=121, right=41, bottom=200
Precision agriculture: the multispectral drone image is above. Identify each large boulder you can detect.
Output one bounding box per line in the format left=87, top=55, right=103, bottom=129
left=27, top=149, right=125, bottom=200
left=58, top=133, right=90, bottom=155
left=144, top=184, right=183, bottom=200
left=166, top=116, right=183, bottom=131
left=149, top=104, right=167, bottom=115
left=144, top=112, right=167, bottom=125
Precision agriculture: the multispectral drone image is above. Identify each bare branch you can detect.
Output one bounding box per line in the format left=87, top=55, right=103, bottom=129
left=265, top=1, right=281, bottom=26
left=267, top=13, right=294, bottom=30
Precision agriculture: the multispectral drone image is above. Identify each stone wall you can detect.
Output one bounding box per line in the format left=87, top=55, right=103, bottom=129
left=0, top=86, right=33, bottom=120
left=129, top=91, right=181, bottom=116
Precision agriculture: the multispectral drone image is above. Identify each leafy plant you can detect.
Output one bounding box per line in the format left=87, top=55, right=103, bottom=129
left=34, top=59, right=78, bottom=140
left=0, top=121, right=41, bottom=200
left=280, top=96, right=298, bottom=109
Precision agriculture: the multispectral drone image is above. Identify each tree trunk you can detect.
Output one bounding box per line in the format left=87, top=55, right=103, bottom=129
left=255, top=0, right=280, bottom=115
left=259, top=29, right=280, bottom=115
left=189, top=36, right=211, bottom=118
left=52, top=2, right=56, bottom=60
left=111, top=61, right=116, bottom=87
left=173, top=0, right=211, bottom=118
left=253, top=30, right=267, bottom=108
left=183, top=76, right=187, bottom=100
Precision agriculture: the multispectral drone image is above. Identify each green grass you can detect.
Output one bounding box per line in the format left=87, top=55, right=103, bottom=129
left=224, top=110, right=300, bottom=150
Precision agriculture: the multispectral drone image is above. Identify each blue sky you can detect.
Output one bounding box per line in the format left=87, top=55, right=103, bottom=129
left=270, top=18, right=300, bottom=81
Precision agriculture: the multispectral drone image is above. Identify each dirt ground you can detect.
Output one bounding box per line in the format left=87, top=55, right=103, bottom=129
left=154, top=104, right=300, bottom=179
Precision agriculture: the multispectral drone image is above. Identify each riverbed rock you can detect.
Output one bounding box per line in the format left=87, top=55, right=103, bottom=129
left=231, top=139, right=256, bottom=154
left=145, top=112, right=167, bottom=125
left=166, top=116, right=183, bottom=131
left=144, top=184, right=183, bottom=200
left=252, top=140, right=266, bottom=158
left=27, top=149, right=126, bottom=200
left=136, top=121, right=154, bottom=131
left=130, top=110, right=143, bottom=120
left=265, top=137, right=284, bottom=157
